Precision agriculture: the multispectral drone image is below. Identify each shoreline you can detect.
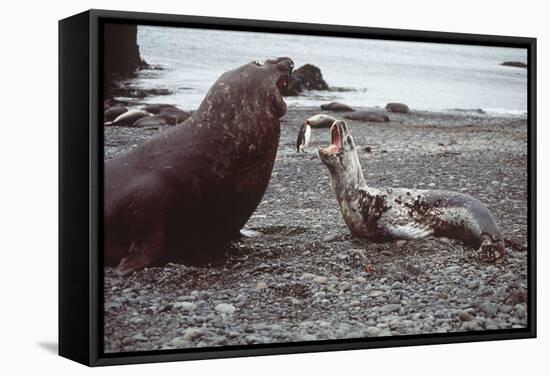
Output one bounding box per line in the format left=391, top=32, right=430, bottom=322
left=103, top=106, right=528, bottom=352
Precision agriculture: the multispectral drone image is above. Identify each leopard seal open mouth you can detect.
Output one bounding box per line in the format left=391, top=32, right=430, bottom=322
left=318, top=120, right=505, bottom=261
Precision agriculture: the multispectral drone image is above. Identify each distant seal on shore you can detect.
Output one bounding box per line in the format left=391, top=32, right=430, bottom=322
left=133, top=113, right=178, bottom=127
left=305, top=114, right=337, bottom=128
left=344, top=111, right=389, bottom=122
left=385, top=102, right=410, bottom=114
left=142, top=103, right=178, bottom=114
left=104, top=106, right=128, bottom=122
left=104, top=57, right=294, bottom=276
left=321, top=102, right=355, bottom=112
left=105, top=110, right=150, bottom=127
left=318, top=120, right=505, bottom=261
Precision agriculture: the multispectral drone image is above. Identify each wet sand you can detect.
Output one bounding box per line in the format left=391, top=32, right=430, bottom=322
left=103, top=107, right=528, bottom=353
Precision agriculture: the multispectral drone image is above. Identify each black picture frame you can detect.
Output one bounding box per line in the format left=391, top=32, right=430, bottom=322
left=59, top=9, right=537, bottom=367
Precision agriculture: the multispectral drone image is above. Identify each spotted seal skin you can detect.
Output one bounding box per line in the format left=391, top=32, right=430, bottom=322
left=318, top=120, right=505, bottom=261
left=105, top=57, right=294, bottom=276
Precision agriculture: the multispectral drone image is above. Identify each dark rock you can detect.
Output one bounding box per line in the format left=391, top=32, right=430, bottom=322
left=281, top=64, right=329, bottom=96
left=104, top=106, right=128, bottom=122
left=320, top=102, right=355, bottom=112
left=345, top=111, right=389, bottom=122
left=385, top=102, right=410, bottom=114
left=104, top=23, right=146, bottom=98
left=501, top=61, right=527, bottom=68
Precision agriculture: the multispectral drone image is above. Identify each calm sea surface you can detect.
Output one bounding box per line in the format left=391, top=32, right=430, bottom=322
left=125, top=25, right=527, bottom=115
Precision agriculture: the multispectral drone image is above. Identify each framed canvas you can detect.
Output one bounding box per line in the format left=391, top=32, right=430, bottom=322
left=59, top=9, right=536, bottom=366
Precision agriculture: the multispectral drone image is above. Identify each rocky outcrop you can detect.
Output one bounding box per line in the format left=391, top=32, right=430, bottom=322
left=281, top=64, right=329, bottom=96
left=103, top=23, right=147, bottom=98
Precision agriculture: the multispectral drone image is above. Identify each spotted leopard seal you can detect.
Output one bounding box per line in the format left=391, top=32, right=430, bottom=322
left=318, top=120, right=505, bottom=261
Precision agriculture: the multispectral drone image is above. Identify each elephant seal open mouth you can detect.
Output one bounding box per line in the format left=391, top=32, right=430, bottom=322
left=318, top=120, right=505, bottom=262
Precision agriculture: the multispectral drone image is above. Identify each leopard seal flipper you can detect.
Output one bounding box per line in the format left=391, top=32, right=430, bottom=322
left=317, top=120, right=505, bottom=261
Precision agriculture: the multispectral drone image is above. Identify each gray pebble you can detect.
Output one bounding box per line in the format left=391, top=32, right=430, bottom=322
left=215, top=303, right=236, bottom=314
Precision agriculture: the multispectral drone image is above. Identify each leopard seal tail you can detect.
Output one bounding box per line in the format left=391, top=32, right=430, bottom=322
left=318, top=120, right=505, bottom=262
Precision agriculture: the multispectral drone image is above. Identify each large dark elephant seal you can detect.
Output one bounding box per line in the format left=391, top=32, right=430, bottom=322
left=105, top=57, right=294, bottom=276
left=318, top=120, right=505, bottom=261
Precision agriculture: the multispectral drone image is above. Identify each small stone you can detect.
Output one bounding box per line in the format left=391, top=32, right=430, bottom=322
left=458, top=310, right=474, bottom=322
left=320, top=299, right=331, bottom=308
left=173, top=302, right=197, bottom=311
left=255, top=282, right=268, bottom=290
left=131, top=333, right=148, bottom=341
left=300, top=334, right=317, bottom=341
left=391, top=281, right=403, bottom=290
left=350, top=300, right=361, bottom=307
left=446, top=266, right=460, bottom=273
left=500, top=305, right=513, bottom=314
left=514, top=304, right=527, bottom=318
left=313, top=276, right=328, bottom=284
left=338, top=281, right=351, bottom=292
left=396, top=240, right=407, bottom=248
left=380, top=304, right=401, bottom=313
left=323, top=233, right=339, bottom=242
left=284, top=296, right=300, bottom=305
left=301, top=273, right=317, bottom=280
left=479, top=302, right=499, bottom=315
left=381, top=250, right=392, bottom=257
left=182, top=328, right=204, bottom=341
left=461, top=320, right=482, bottom=331
left=467, top=280, right=480, bottom=289
left=313, top=291, right=326, bottom=299
left=356, top=277, right=367, bottom=283
left=215, top=303, right=236, bottom=314
left=366, top=327, right=381, bottom=337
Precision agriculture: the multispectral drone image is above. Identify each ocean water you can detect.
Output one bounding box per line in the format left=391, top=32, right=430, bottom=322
left=126, top=25, right=527, bottom=115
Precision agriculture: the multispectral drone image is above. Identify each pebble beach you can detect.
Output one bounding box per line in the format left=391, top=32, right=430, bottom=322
left=103, top=106, right=528, bottom=353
